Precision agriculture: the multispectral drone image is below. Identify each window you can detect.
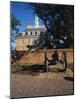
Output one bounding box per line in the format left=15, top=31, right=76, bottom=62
left=25, top=32, right=27, bottom=35
left=41, top=31, right=43, bottom=34
left=35, top=32, right=37, bottom=35
left=21, top=39, right=24, bottom=44
left=31, top=32, right=32, bottom=35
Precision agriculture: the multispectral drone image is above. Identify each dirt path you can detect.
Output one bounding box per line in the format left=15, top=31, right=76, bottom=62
left=10, top=68, right=74, bottom=98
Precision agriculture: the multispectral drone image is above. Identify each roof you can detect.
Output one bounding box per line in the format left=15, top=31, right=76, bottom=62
left=24, top=27, right=46, bottom=32
left=16, top=35, right=46, bottom=39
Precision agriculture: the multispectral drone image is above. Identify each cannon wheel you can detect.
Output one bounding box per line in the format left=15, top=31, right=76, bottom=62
left=45, top=60, right=49, bottom=72
left=61, top=58, right=67, bottom=71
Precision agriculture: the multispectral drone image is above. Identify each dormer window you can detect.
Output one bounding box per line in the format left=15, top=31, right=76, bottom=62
left=31, top=32, right=32, bottom=35
left=25, top=32, right=27, bottom=35
left=35, top=32, right=37, bottom=35
left=41, top=31, right=43, bottom=35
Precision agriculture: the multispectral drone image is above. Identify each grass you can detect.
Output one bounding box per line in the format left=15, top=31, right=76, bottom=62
left=67, top=63, right=74, bottom=72
left=11, top=63, right=46, bottom=74
left=11, top=63, right=74, bottom=74
left=11, top=64, right=29, bottom=73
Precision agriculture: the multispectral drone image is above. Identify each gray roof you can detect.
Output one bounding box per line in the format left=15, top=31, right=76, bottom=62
left=16, top=35, right=46, bottom=39
left=25, top=28, right=46, bottom=32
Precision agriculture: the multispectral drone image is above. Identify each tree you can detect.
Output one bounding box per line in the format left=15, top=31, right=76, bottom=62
left=30, top=3, right=74, bottom=48
left=11, top=13, right=21, bottom=42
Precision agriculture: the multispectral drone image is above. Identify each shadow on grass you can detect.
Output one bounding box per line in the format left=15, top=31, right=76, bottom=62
left=12, top=64, right=66, bottom=77
left=12, top=64, right=47, bottom=76
left=22, top=64, right=46, bottom=72
left=64, top=76, right=74, bottom=81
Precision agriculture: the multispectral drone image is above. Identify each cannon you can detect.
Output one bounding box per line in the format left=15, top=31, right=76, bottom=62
left=44, top=51, right=67, bottom=72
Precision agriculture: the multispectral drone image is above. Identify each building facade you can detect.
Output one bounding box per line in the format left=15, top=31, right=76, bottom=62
left=16, top=16, right=47, bottom=51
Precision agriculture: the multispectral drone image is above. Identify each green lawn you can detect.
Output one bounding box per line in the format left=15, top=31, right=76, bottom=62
left=11, top=63, right=46, bottom=73
left=67, top=63, right=74, bottom=72
left=11, top=63, right=73, bottom=74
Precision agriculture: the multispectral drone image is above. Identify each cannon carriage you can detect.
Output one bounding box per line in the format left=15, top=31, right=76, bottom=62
left=45, top=50, right=67, bottom=72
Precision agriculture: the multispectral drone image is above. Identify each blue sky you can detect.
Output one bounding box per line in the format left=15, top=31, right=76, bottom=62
left=11, top=1, right=43, bottom=49
left=11, top=1, right=42, bottom=33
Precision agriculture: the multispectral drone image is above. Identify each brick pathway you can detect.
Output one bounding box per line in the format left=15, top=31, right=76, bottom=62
left=10, top=67, right=73, bottom=98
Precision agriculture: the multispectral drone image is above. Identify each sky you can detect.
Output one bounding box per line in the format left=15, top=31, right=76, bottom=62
left=11, top=1, right=43, bottom=48
left=11, top=1, right=42, bottom=33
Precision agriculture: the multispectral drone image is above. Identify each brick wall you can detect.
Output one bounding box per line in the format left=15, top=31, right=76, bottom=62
left=16, top=49, right=73, bottom=64
left=16, top=36, right=45, bottom=51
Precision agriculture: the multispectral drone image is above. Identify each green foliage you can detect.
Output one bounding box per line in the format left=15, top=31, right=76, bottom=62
left=30, top=3, right=74, bottom=48
left=11, top=14, right=21, bottom=31
left=11, top=14, right=21, bottom=42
